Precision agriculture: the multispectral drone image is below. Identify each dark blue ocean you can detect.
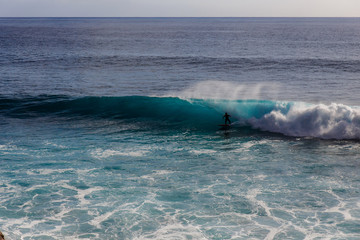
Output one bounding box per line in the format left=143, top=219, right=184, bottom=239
left=1, top=18, right=360, bottom=239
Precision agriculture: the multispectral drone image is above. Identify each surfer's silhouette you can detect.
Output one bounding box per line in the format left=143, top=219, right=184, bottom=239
left=223, top=112, right=231, bottom=125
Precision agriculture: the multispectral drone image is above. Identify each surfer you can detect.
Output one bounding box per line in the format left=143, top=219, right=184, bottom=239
left=223, top=112, right=231, bottom=125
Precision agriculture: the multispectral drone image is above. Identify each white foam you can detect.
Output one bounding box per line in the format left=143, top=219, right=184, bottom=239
left=43, top=140, right=66, bottom=149
left=190, top=149, right=217, bottom=155
left=26, top=168, right=74, bottom=176
left=250, top=102, right=360, bottom=139
left=242, top=140, right=270, bottom=149
left=139, top=170, right=175, bottom=183
left=0, top=143, right=24, bottom=153
left=0, top=144, right=9, bottom=150
left=133, top=220, right=207, bottom=240
left=91, top=148, right=149, bottom=159
left=247, top=189, right=272, bottom=218
left=90, top=211, right=116, bottom=229
left=61, top=182, right=103, bottom=206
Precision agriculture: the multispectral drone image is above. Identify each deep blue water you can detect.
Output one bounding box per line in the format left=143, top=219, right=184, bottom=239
left=1, top=18, right=360, bottom=239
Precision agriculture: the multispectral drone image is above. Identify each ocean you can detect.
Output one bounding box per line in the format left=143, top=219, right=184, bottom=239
left=1, top=17, right=360, bottom=239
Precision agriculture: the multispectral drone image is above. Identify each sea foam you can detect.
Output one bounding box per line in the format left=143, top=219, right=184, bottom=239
left=249, top=102, right=360, bottom=139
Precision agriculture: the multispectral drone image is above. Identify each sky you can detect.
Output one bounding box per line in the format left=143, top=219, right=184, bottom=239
left=1, top=0, right=360, bottom=17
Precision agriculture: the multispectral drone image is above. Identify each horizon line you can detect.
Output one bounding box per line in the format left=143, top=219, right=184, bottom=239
left=1, top=16, right=360, bottom=18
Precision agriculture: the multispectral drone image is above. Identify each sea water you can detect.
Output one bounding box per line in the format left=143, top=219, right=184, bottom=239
left=1, top=18, right=360, bottom=239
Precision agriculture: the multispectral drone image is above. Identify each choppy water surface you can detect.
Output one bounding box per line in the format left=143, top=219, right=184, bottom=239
left=1, top=18, right=360, bottom=239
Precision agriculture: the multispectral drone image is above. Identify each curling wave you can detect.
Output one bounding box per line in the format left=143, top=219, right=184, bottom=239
left=1, top=95, right=360, bottom=139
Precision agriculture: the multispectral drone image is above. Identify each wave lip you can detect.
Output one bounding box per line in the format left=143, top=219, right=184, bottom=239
left=0, top=95, right=222, bottom=129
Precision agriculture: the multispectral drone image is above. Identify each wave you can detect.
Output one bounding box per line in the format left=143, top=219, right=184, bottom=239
left=1, top=95, right=360, bottom=139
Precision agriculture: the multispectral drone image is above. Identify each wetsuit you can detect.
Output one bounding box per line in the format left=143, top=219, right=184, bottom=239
left=223, top=113, right=231, bottom=125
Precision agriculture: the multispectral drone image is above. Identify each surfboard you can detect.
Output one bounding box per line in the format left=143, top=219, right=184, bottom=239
left=218, top=124, right=230, bottom=130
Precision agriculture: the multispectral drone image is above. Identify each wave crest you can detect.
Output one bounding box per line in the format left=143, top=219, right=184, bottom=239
left=250, top=103, right=360, bottom=139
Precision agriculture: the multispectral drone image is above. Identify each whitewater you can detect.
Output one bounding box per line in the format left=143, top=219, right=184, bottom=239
left=1, top=18, right=360, bottom=239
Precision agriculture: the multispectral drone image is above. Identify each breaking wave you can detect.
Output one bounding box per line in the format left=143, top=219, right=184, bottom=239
left=1, top=95, right=360, bottom=139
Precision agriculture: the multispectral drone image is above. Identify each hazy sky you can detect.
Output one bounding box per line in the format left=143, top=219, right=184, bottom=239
left=1, top=0, right=360, bottom=17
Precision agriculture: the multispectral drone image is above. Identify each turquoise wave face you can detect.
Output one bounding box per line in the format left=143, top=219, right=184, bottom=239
left=0, top=95, right=288, bottom=127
